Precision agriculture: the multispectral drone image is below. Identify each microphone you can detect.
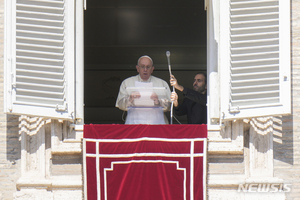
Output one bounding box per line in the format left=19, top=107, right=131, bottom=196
left=166, top=51, right=174, bottom=124
left=166, top=51, right=170, bottom=57
left=166, top=51, right=171, bottom=75
left=166, top=51, right=172, bottom=76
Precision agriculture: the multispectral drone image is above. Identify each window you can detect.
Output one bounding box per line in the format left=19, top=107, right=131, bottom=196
left=83, top=0, right=207, bottom=124
left=4, top=0, right=83, bottom=121
left=208, top=0, right=291, bottom=125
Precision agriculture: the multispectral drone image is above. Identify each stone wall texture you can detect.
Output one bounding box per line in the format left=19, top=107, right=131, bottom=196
left=273, top=0, right=300, bottom=199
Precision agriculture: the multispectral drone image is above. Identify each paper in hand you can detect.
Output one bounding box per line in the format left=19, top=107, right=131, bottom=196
left=134, top=81, right=154, bottom=106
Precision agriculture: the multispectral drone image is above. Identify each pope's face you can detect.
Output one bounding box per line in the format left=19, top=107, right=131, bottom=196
left=136, top=57, right=154, bottom=81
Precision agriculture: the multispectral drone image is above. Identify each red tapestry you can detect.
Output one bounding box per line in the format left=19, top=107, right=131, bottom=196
left=83, top=124, right=207, bottom=200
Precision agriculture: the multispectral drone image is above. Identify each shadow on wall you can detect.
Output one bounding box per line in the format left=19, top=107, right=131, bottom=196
left=273, top=115, right=293, bottom=165
left=6, top=114, right=21, bottom=163
left=2, top=115, right=21, bottom=199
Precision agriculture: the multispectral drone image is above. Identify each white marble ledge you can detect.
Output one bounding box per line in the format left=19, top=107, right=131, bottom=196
left=51, top=176, right=83, bottom=189
left=17, top=176, right=82, bottom=190
left=208, top=175, right=246, bottom=187
left=245, top=177, right=284, bottom=184
left=208, top=175, right=285, bottom=187
left=51, top=142, right=82, bottom=154
left=208, top=143, right=244, bottom=154
left=16, top=178, right=52, bottom=190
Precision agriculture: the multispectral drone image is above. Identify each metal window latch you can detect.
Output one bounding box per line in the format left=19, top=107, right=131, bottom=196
left=55, top=102, right=68, bottom=112
left=11, top=73, right=16, bottom=89
left=229, top=105, right=240, bottom=114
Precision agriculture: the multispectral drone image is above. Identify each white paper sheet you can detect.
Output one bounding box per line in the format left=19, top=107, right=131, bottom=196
left=133, top=81, right=154, bottom=106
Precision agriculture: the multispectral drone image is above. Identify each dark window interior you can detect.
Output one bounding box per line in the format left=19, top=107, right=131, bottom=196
left=84, top=0, right=207, bottom=124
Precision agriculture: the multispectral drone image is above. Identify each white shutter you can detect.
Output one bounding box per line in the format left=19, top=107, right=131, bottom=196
left=220, top=0, right=290, bottom=120
left=4, top=0, right=75, bottom=120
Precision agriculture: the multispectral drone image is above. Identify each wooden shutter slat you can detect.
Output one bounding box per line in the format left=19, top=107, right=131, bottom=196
left=16, top=49, right=64, bottom=57
left=17, top=43, right=64, bottom=51
left=16, top=75, right=64, bottom=83
left=231, top=98, right=280, bottom=108
left=15, top=98, right=64, bottom=107
left=17, top=88, right=64, bottom=95
left=17, top=4, right=64, bottom=11
left=17, top=30, right=64, bottom=37
left=16, top=56, right=63, bottom=62
left=16, top=62, right=64, bottom=70
left=17, top=16, right=64, bottom=24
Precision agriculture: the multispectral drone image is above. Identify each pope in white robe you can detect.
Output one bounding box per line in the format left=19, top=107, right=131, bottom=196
left=115, top=56, right=171, bottom=124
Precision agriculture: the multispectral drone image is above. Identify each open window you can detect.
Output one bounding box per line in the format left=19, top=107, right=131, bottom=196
left=83, top=0, right=207, bottom=124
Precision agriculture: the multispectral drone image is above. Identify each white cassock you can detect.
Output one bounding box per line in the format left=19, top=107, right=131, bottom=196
left=115, top=75, right=171, bottom=124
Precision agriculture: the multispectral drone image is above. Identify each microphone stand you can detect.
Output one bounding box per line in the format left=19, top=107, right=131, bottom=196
left=166, top=51, right=174, bottom=124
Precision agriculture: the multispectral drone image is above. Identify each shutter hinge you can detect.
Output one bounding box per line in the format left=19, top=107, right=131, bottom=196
left=11, top=72, right=16, bottom=89
left=229, top=105, right=240, bottom=114
left=56, top=102, right=68, bottom=112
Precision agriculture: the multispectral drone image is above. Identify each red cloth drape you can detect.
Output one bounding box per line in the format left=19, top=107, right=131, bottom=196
left=84, top=124, right=207, bottom=200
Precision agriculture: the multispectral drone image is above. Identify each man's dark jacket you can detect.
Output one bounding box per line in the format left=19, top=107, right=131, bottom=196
left=174, top=87, right=207, bottom=124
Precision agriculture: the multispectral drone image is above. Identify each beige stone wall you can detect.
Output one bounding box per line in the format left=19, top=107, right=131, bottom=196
left=0, top=115, right=20, bottom=200
left=273, top=0, right=300, bottom=199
